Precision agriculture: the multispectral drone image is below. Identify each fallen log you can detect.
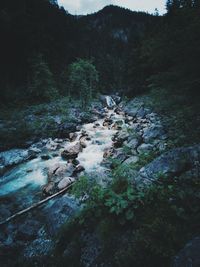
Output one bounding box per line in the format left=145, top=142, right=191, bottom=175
left=0, top=183, right=74, bottom=226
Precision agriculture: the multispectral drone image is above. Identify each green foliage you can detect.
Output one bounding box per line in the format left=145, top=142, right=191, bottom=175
left=53, top=162, right=200, bottom=267
left=68, top=59, right=99, bottom=109
left=28, top=54, right=58, bottom=102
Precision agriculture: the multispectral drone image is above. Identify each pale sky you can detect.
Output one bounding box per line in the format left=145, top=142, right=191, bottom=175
left=58, top=0, right=166, bottom=15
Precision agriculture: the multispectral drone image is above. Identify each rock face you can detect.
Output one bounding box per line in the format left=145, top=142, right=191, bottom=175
left=134, top=145, right=200, bottom=186
left=173, top=236, right=200, bottom=267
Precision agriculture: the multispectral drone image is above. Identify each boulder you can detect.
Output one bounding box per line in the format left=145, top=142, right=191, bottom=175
left=113, top=130, right=129, bottom=148
left=45, top=139, right=59, bottom=151
left=122, top=156, right=139, bottom=165
left=42, top=182, right=55, bottom=196
left=137, top=143, right=154, bottom=154
left=173, top=236, right=200, bottom=267
left=80, top=140, right=87, bottom=148
left=100, top=95, right=116, bottom=108
left=111, top=95, right=121, bottom=104
left=103, top=148, right=114, bottom=158
left=136, top=107, right=149, bottom=119
left=134, top=144, right=200, bottom=186
left=69, top=132, right=78, bottom=142
left=47, top=163, right=75, bottom=183
left=143, top=125, right=166, bottom=143
left=112, top=148, right=127, bottom=163
left=44, top=195, right=79, bottom=236
left=0, top=149, right=34, bottom=174
left=41, top=154, right=51, bottom=160
left=61, top=142, right=83, bottom=160
left=126, top=137, right=141, bottom=150
left=73, top=165, right=85, bottom=175
left=57, top=177, right=75, bottom=190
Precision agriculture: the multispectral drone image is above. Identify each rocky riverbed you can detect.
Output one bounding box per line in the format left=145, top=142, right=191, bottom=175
left=0, top=96, right=199, bottom=267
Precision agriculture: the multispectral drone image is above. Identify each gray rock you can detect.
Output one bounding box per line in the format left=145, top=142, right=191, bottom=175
left=48, top=163, right=75, bottom=183
left=137, top=143, right=154, bottom=154
left=0, top=149, right=33, bottom=174
left=143, top=125, right=166, bottom=143
left=173, top=236, right=200, bottom=267
left=111, top=95, right=121, bottom=104
left=123, top=156, right=139, bottom=165
left=135, top=144, right=200, bottom=186
left=112, top=148, right=127, bottom=163
left=57, top=177, right=75, bottom=190
left=126, top=137, right=141, bottom=150
left=41, top=154, right=51, bottom=160
left=61, top=142, right=83, bottom=160
left=44, top=195, right=79, bottom=236
left=136, top=107, right=149, bottom=119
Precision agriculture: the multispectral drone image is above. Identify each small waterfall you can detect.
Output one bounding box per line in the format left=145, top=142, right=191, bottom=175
left=105, top=96, right=116, bottom=108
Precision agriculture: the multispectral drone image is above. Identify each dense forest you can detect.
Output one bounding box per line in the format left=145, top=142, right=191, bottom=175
left=0, top=1, right=200, bottom=267
left=0, top=0, right=200, bottom=105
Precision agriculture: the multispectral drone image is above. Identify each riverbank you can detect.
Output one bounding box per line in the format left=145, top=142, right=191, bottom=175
left=0, top=97, right=105, bottom=152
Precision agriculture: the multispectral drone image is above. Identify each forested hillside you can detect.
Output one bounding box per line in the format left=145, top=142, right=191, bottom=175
left=1, top=1, right=199, bottom=106
left=0, top=1, right=155, bottom=104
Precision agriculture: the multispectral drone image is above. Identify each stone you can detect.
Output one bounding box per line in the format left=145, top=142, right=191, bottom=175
left=111, top=95, right=121, bottom=104
left=134, top=144, right=200, bottom=186
left=69, top=132, right=78, bottom=142
left=47, top=163, right=74, bottom=183
left=143, top=125, right=166, bottom=143
left=0, top=149, right=32, bottom=174
left=112, top=148, right=127, bottom=163
left=103, top=147, right=114, bottom=158
left=173, top=236, right=200, bottom=267
left=73, top=165, right=85, bottom=175
left=61, top=142, right=83, bottom=160
left=42, top=182, right=55, bottom=195
left=136, top=107, right=148, bottom=118
left=57, top=177, right=75, bottom=190
left=28, top=147, right=42, bottom=155
left=45, top=139, right=58, bottom=151
left=126, top=138, right=141, bottom=150
left=41, top=154, right=51, bottom=160
left=123, top=156, right=139, bottom=165
left=44, top=195, right=79, bottom=236
left=137, top=143, right=154, bottom=154
left=80, top=140, right=87, bottom=148
left=100, top=95, right=116, bottom=108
